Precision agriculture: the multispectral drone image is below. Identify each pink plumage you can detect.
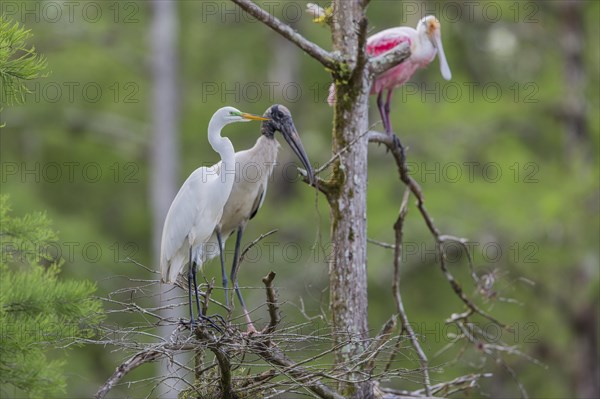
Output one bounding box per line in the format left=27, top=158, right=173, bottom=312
left=328, top=16, right=452, bottom=133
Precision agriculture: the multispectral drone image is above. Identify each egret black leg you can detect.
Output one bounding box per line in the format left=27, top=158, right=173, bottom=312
left=216, top=229, right=229, bottom=307
left=231, top=224, right=256, bottom=332
left=188, top=246, right=195, bottom=328
left=384, top=89, right=393, bottom=134
left=187, top=246, right=223, bottom=333
left=376, top=91, right=388, bottom=133
left=191, top=250, right=202, bottom=319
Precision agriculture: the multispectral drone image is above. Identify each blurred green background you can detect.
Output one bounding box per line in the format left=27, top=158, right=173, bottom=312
left=1, top=0, right=598, bottom=398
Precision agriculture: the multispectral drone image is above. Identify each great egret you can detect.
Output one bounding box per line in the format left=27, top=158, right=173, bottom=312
left=160, top=106, right=268, bottom=327
left=212, top=104, right=314, bottom=332
left=328, top=15, right=451, bottom=133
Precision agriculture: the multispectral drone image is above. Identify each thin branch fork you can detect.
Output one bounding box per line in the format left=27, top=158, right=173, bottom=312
left=368, top=129, right=509, bottom=333
left=230, top=0, right=338, bottom=70
left=249, top=337, right=346, bottom=399
left=197, top=329, right=237, bottom=399
left=95, top=349, right=163, bottom=399
left=392, top=187, right=432, bottom=396
left=262, top=271, right=280, bottom=334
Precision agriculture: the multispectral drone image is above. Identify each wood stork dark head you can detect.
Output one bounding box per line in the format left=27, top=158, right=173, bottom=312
left=261, top=104, right=315, bottom=185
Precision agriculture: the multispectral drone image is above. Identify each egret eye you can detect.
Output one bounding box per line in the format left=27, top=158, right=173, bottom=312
left=229, top=111, right=241, bottom=117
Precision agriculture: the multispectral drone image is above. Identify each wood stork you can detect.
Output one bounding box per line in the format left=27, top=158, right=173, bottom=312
left=160, top=106, right=268, bottom=327
left=211, top=104, right=314, bottom=332
left=328, top=15, right=452, bottom=133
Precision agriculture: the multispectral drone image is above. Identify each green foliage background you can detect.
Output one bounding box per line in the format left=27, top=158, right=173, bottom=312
left=0, top=196, right=103, bottom=397
left=1, top=1, right=598, bottom=398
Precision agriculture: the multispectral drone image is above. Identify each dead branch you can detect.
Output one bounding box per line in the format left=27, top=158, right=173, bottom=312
left=298, top=169, right=337, bottom=201
left=380, top=373, right=493, bottom=398
left=368, top=130, right=508, bottom=329
left=392, top=186, right=432, bottom=395
left=365, top=315, right=397, bottom=371
left=230, top=0, right=338, bottom=70
left=238, top=229, right=278, bottom=269
left=298, top=122, right=385, bottom=201
left=239, top=369, right=277, bottom=388
left=262, top=271, right=280, bottom=334
left=201, top=277, right=215, bottom=317
left=367, top=237, right=396, bottom=249
left=198, top=329, right=237, bottom=399
left=94, top=275, right=495, bottom=399
left=95, top=349, right=164, bottom=399
left=249, top=336, right=346, bottom=399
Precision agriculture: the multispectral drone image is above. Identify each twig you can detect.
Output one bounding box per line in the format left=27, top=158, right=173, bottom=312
left=262, top=271, right=280, bottom=334
left=250, top=337, right=346, bottom=399
left=202, top=332, right=236, bottom=399
left=408, top=373, right=493, bottom=396
left=238, top=229, right=278, bottom=267
left=239, top=369, right=277, bottom=388
left=202, top=277, right=215, bottom=317
left=439, top=235, right=479, bottom=284
left=125, top=257, right=160, bottom=274
left=368, top=130, right=508, bottom=329
left=367, top=237, right=396, bottom=249
left=365, top=315, right=397, bottom=371
left=298, top=122, right=380, bottom=200
left=384, top=332, right=408, bottom=373
left=297, top=168, right=336, bottom=200
left=392, top=187, right=432, bottom=395
left=230, top=0, right=338, bottom=70
left=95, top=350, right=163, bottom=399
left=316, top=123, right=378, bottom=175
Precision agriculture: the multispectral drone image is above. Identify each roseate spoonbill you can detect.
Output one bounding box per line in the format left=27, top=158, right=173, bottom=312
left=160, top=106, right=268, bottom=328
left=328, top=15, right=452, bottom=133
left=211, top=104, right=314, bottom=332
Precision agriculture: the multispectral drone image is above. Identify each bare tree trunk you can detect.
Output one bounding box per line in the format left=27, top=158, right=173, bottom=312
left=559, top=1, right=588, bottom=149
left=149, top=0, right=180, bottom=396
left=329, top=1, right=373, bottom=397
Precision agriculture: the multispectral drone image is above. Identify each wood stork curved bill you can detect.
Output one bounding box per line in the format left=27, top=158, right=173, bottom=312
left=211, top=104, right=314, bottom=332
left=159, top=106, right=268, bottom=327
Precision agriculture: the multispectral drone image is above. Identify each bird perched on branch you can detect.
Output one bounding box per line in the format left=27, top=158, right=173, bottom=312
left=161, top=105, right=315, bottom=332
left=209, top=104, right=314, bottom=333
left=160, top=106, right=268, bottom=328
left=327, top=15, right=452, bottom=134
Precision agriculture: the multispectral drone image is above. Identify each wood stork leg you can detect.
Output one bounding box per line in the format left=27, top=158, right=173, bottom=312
left=231, top=224, right=257, bottom=333
left=215, top=228, right=229, bottom=308
left=384, top=89, right=394, bottom=134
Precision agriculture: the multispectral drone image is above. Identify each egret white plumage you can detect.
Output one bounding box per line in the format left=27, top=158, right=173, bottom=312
left=328, top=15, right=452, bottom=133
left=210, top=104, right=314, bottom=332
left=160, top=106, right=268, bottom=327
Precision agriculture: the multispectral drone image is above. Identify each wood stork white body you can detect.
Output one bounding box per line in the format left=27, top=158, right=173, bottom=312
left=208, top=105, right=314, bottom=332
left=159, top=106, right=268, bottom=327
